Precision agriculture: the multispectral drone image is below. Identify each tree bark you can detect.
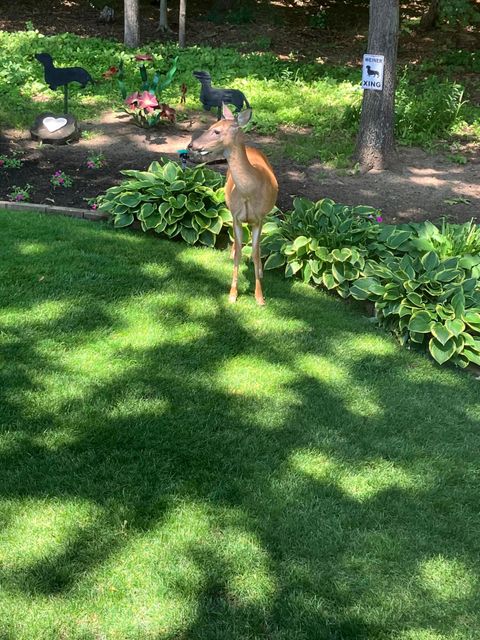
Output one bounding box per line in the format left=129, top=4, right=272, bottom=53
left=124, top=0, right=140, bottom=47
left=355, top=0, right=399, bottom=172
left=178, top=0, right=186, bottom=48
left=158, top=0, right=171, bottom=33
left=419, top=0, right=440, bottom=30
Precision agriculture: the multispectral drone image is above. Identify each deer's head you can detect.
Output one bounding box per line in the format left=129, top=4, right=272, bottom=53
left=188, top=103, right=252, bottom=160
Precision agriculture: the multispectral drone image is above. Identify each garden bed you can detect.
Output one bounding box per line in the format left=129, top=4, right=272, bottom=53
left=1, top=109, right=479, bottom=223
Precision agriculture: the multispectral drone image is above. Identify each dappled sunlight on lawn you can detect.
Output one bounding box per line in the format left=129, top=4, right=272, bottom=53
left=1, top=211, right=480, bottom=638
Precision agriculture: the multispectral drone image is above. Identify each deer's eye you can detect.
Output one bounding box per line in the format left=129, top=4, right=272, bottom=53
left=213, top=129, right=221, bottom=135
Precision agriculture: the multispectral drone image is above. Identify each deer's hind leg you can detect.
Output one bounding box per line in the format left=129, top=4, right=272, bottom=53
left=229, top=217, right=243, bottom=303
left=251, top=223, right=265, bottom=306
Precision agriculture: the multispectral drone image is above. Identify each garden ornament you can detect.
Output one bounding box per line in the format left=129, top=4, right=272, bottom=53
left=35, top=52, right=92, bottom=114
left=192, top=71, right=250, bottom=119
left=188, top=103, right=278, bottom=306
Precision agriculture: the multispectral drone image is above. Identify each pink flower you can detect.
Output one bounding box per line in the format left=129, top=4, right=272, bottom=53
left=125, top=92, right=140, bottom=107
left=87, top=161, right=95, bottom=168
left=58, top=177, right=64, bottom=184
left=136, top=91, right=159, bottom=110
left=135, top=54, right=154, bottom=61
left=376, top=216, right=383, bottom=223
left=16, top=194, right=24, bottom=201
left=0, top=159, right=4, bottom=167
left=91, top=203, right=98, bottom=210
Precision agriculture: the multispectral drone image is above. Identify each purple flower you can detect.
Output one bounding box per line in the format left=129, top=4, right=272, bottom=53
left=54, top=170, right=62, bottom=176
left=16, top=193, right=25, bottom=201
left=87, top=161, right=95, bottom=168
left=376, top=216, right=383, bottom=223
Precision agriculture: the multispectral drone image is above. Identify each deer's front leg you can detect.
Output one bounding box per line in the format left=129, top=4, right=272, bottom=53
left=229, top=217, right=243, bottom=303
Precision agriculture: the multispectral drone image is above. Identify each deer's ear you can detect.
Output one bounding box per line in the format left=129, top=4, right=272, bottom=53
left=221, top=103, right=236, bottom=120
left=236, top=108, right=252, bottom=127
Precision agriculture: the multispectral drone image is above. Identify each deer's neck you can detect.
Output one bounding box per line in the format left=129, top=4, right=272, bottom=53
left=224, top=143, right=258, bottom=196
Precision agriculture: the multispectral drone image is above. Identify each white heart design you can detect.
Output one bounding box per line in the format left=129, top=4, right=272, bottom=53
left=43, top=116, right=68, bottom=133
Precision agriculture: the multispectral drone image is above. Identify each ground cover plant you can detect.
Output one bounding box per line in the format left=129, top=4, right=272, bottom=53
left=1, top=29, right=479, bottom=166
left=261, top=197, right=480, bottom=367
left=98, top=159, right=231, bottom=246
left=1, top=209, right=480, bottom=639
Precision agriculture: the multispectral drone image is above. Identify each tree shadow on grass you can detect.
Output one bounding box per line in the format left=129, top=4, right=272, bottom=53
left=0, top=211, right=480, bottom=638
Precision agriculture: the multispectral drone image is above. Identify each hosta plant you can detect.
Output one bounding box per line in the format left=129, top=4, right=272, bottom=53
left=262, top=197, right=411, bottom=298
left=410, top=219, right=480, bottom=260
left=98, top=160, right=231, bottom=247
left=350, top=251, right=480, bottom=367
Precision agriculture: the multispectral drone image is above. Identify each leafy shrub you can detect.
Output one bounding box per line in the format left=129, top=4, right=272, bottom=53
left=410, top=219, right=480, bottom=260
left=439, top=0, right=480, bottom=27
left=262, top=197, right=410, bottom=297
left=98, top=160, right=231, bottom=247
left=351, top=252, right=480, bottom=367
left=262, top=196, right=480, bottom=367
left=396, top=75, right=466, bottom=144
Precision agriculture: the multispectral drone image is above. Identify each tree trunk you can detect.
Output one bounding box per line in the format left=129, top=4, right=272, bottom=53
left=124, top=0, right=140, bottom=47
left=419, top=0, right=440, bottom=30
left=158, top=0, right=171, bottom=33
left=355, top=0, right=399, bottom=172
left=178, top=0, right=186, bottom=48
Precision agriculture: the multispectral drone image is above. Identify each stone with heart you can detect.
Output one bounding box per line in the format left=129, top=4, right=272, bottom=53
left=30, top=112, right=80, bottom=144
left=42, top=116, right=68, bottom=132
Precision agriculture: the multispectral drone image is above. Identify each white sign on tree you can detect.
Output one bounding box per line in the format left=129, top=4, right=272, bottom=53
left=362, top=54, right=384, bottom=91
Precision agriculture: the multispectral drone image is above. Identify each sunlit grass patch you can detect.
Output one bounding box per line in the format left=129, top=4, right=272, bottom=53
left=1, top=210, right=480, bottom=639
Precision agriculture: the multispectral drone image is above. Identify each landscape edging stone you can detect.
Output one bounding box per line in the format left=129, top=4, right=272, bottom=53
left=0, top=200, right=108, bottom=221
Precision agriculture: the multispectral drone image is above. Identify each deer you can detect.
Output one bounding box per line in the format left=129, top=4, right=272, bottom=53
left=188, top=103, right=278, bottom=306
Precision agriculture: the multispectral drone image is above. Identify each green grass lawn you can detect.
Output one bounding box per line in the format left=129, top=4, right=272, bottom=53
left=1, top=210, right=480, bottom=640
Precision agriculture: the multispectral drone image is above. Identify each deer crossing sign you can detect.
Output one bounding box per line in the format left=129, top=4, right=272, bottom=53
left=362, top=54, right=384, bottom=91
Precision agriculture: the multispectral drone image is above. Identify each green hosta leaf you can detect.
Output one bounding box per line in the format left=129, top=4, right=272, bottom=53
left=198, top=229, right=216, bottom=247
left=148, top=160, right=163, bottom=174
left=119, top=193, right=142, bottom=208
left=317, top=198, right=334, bottom=215
left=262, top=220, right=279, bottom=234
left=113, top=212, right=134, bottom=228
left=331, top=262, right=345, bottom=283
left=143, top=213, right=163, bottom=230
left=408, top=311, right=433, bottom=333
left=264, top=252, right=286, bottom=270
left=180, top=226, right=199, bottom=245
left=292, top=236, right=310, bottom=251
left=165, top=223, right=179, bottom=237
left=218, top=208, right=232, bottom=223
left=285, top=261, right=303, bottom=277
left=315, top=246, right=331, bottom=261
left=155, top=218, right=168, bottom=233
left=293, top=196, right=314, bottom=216
left=463, top=348, right=480, bottom=366
left=163, top=162, right=179, bottom=183
left=430, top=322, right=453, bottom=346
left=303, top=262, right=312, bottom=283
left=139, top=203, right=155, bottom=219
left=429, top=337, right=457, bottom=365
left=322, top=271, right=337, bottom=290
left=435, top=268, right=461, bottom=283
left=186, top=198, right=204, bottom=212
left=421, top=251, right=440, bottom=272
left=331, top=248, right=352, bottom=262
left=445, top=317, right=465, bottom=337
left=194, top=214, right=209, bottom=229
left=203, top=207, right=219, bottom=218
left=406, top=292, right=424, bottom=307
left=410, top=331, right=425, bottom=344
left=169, top=180, right=187, bottom=192
left=386, top=230, right=411, bottom=249
left=208, top=217, right=223, bottom=235
left=352, top=205, right=378, bottom=216
left=350, top=277, right=379, bottom=300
